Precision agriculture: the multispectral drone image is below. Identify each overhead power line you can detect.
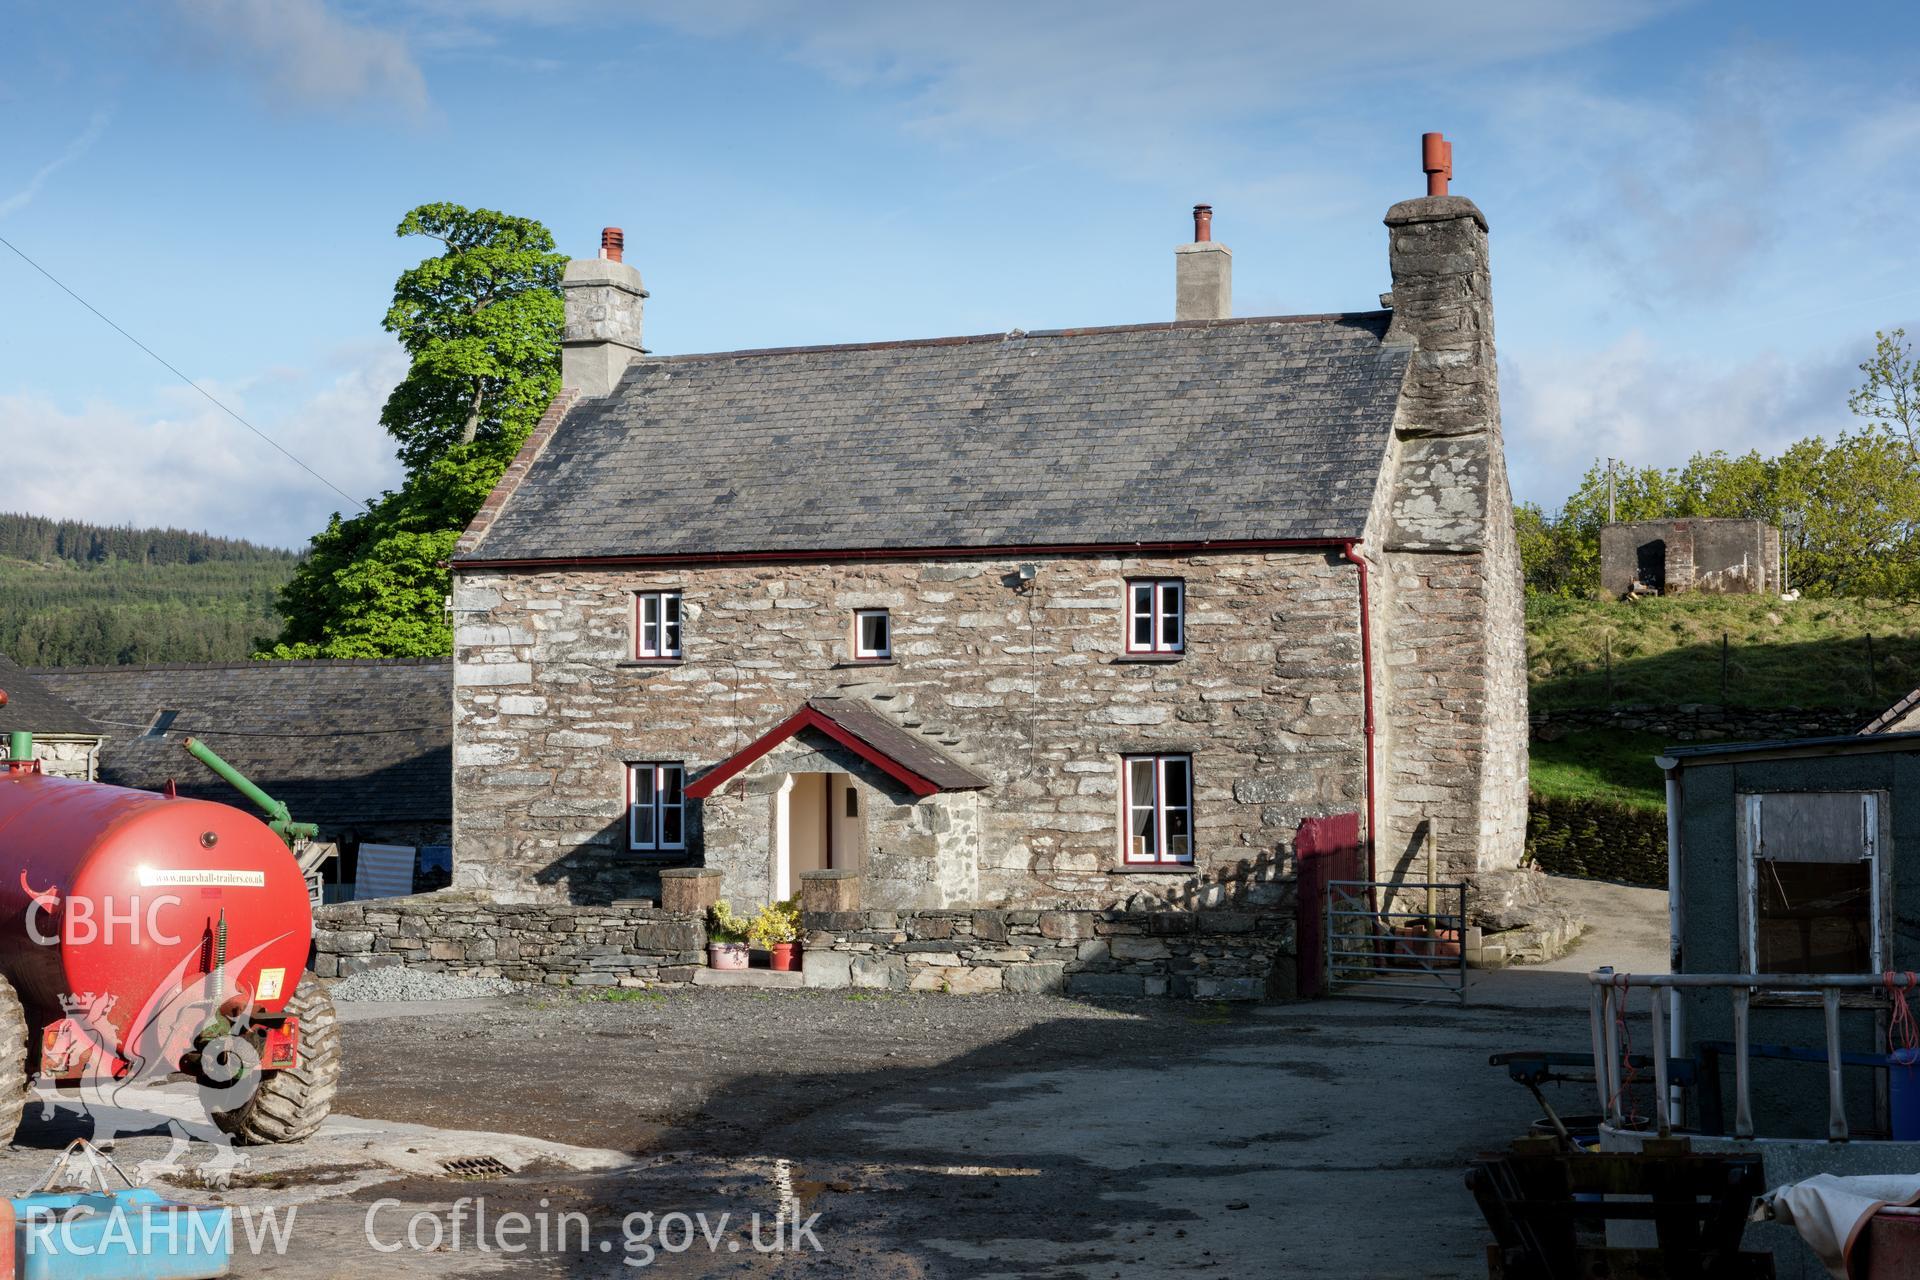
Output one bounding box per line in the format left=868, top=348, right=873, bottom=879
left=0, top=232, right=369, bottom=511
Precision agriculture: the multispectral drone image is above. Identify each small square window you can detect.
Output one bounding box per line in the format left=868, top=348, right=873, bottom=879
left=635, top=591, right=683, bottom=659
left=854, top=609, right=892, bottom=660
left=1125, top=579, right=1184, bottom=655
left=629, top=762, right=686, bottom=851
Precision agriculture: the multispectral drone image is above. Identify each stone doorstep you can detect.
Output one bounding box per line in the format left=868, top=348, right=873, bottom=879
left=691, top=967, right=807, bottom=990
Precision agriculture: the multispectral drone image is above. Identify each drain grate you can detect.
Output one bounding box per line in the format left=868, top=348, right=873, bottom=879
left=441, top=1156, right=513, bottom=1180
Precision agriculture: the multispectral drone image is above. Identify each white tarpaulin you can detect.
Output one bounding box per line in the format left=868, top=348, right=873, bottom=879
left=1756, top=1172, right=1920, bottom=1278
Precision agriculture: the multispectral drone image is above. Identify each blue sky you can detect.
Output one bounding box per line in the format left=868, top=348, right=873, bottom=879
left=4, top=0, right=1920, bottom=547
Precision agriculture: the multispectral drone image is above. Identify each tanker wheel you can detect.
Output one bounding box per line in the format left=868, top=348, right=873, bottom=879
left=213, top=971, right=341, bottom=1145
left=0, top=976, right=28, bottom=1142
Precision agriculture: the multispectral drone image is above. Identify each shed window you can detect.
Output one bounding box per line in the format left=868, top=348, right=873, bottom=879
left=1741, top=792, right=1882, bottom=975
left=629, top=763, right=686, bottom=851
left=854, top=609, right=892, bottom=660
left=1126, top=579, right=1184, bottom=654
left=1122, top=753, right=1193, bottom=864
left=635, top=591, right=682, bottom=659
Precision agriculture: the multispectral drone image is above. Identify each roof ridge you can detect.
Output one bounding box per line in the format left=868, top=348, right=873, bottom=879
left=32, top=657, right=452, bottom=674
left=629, top=311, right=1391, bottom=368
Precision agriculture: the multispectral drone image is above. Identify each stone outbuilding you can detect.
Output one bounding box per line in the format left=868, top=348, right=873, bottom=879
left=0, top=652, right=102, bottom=779
left=448, top=140, right=1528, bottom=915
left=36, top=658, right=452, bottom=895
left=1600, top=518, right=1782, bottom=599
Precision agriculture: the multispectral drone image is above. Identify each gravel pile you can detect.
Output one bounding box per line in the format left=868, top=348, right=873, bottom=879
left=328, top=966, right=520, bottom=1003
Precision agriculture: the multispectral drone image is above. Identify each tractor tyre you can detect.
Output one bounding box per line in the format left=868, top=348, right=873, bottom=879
left=0, top=976, right=29, bottom=1142
left=213, top=971, right=341, bottom=1145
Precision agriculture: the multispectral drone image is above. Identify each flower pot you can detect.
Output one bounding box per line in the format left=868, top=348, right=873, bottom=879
left=708, top=942, right=749, bottom=970
left=769, top=942, right=797, bottom=972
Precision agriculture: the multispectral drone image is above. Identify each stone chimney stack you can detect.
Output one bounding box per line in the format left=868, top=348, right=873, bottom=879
left=1174, top=204, right=1231, bottom=321
left=561, top=226, right=648, bottom=398
left=1374, top=132, right=1528, bottom=882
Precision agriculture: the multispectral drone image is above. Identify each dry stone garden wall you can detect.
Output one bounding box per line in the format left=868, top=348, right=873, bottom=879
left=313, top=893, right=1291, bottom=1001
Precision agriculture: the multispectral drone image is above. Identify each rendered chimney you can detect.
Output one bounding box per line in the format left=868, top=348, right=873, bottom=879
left=1174, top=203, right=1231, bottom=321
left=561, top=226, right=649, bottom=398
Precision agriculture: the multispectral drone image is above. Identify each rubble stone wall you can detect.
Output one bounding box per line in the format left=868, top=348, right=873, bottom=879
left=800, top=907, right=1293, bottom=1001
left=451, top=550, right=1367, bottom=911
left=313, top=893, right=704, bottom=987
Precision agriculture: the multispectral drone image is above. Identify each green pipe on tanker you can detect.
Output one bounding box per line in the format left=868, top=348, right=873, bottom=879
left=6, top=731, right=30, bottom=763
left=181, top=736, right=319, bottom=846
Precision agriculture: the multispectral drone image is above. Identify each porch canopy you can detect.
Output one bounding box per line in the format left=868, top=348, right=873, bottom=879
left=683, top=696, right=990, bottom=800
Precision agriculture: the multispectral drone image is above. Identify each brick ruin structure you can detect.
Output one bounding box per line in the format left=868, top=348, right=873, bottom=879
left=1600, top=518, right=1783, bottom=598
left=441, top=138, right=1528, bottom=964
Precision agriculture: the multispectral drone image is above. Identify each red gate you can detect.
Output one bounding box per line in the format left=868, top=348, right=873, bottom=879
left=1294, top=811, right=1363, bottom=998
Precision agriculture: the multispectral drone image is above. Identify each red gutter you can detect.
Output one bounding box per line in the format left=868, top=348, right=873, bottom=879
left=1339, top=541, right=1378, bottom=883
left=454, top=537, right=1354, bottom=572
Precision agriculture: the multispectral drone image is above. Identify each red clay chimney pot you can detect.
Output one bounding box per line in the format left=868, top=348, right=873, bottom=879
left=1421, top=132, right=1453, bottom=197
left=1192, top=204, right=1213, bottom=243
left=601, top=226, right=625, bottom=263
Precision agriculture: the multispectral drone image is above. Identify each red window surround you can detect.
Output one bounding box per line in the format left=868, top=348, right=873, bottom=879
left=628, top=762, right=686, bottom=851
left=1126, top=579, right=1184, bottom=655
left=1121, top=753, right=1194, bottom=864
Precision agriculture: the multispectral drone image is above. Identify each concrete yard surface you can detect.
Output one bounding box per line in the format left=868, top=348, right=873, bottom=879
left=0, top=877, right=1670, bottom=1278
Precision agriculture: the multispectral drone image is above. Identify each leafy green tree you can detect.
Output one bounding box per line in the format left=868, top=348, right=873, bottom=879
left=264, top=204, right=565, bottom=659
left=1850, top=329, right=1920, bottom=461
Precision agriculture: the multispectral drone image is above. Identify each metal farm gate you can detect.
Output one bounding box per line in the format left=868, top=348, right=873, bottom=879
left=1325, top=879, right=1468, bottom=1002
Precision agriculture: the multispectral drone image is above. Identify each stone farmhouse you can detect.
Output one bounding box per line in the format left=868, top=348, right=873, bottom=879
left=448, top=141, right=1527, bottom=917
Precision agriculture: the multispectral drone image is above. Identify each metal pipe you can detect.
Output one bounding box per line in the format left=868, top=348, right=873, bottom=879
left=1658, top=756, right=1686, bottom=1124
left=1339, top=542, right=1378, bottom=885
left=1734, top=987, right=1754, bottom=1139
left=181, top=737, right=318, bottom=845
left=1825, top=988, right=1848, bottom=1141
left=1603, top=982, right=1624, bottom=1127
left=1590, top=983, right=1611, bottom=1118
left=1650, top=984, right=1671, bottom=1137
left=6, top=731, right=31, bottom=763
left=1588, top=971, right=1904, bottom=990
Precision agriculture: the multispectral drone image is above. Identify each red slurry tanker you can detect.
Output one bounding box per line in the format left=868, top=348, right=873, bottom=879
left=0, top=689, right=340, bottom=1143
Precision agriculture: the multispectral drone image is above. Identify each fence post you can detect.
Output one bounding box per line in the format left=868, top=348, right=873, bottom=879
left=1825, top=988, right=1848, bottom=1142
left=1650, top=985, right=1671, bottom=1137
left=1733, top=987, right=1754, bottom=1139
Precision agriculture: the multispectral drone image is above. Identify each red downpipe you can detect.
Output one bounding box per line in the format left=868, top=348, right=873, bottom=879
left=1340, top=541, right=1377, bottom=883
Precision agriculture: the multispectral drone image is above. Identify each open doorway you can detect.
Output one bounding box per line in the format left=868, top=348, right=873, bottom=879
left=773, top=772, right=866, bottom=900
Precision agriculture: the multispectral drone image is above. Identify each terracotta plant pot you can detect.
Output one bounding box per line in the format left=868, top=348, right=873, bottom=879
left=769, top=942, right=797, bottom=972
left=708, top=942, right=749, bottom=970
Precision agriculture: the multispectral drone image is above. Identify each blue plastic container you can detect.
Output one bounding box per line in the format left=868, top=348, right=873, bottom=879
left=12, top=1188, right=231, bottom=1280
left=1892, top=1048, right=1920, bottom=1141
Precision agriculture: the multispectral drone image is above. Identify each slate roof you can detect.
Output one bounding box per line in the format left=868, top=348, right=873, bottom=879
left=33, top=659, right=450, bottom=826
left=0, top=654, right=101, bottom=738
left=806, top=697, right=990, bottom=791
left=459, top=313, right=1409, bottom=562
left=1860, top=687, right=1920, bottom=735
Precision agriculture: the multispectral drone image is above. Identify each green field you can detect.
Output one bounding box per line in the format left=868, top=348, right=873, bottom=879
left=1526, top=595, right=1920, bottom=812
left=1528, top=595, right=1920, bottom=712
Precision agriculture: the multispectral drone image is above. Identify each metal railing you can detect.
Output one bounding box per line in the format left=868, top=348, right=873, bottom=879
left=1326, top=879, right=1468, bottom=1002
left=1588, top=971, right=1910, bottom=1143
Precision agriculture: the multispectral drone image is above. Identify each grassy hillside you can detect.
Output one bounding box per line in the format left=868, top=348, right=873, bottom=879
left=0, top=515, right=296, bottom=666
left=1528, top=595, right=1920, bottom=712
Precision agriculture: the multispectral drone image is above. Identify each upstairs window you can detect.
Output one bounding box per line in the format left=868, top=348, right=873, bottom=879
left=853, top=609, right=892, bottom=661
left=629, top=763, right=686, bottom=851
left=1126, top=579, right=1184, bottom=655
left=635, top=591, right=682, bottom=660
left=1122, top=753, right=1193, bottom=864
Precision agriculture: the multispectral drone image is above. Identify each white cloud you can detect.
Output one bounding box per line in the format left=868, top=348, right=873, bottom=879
left=0, top=108, right=110, bottom=220
left=0, top=344, right=406, bottom=548
left=175, top=0, right=429, bottom=118
left=1504, top=332, right=1861, bottom=510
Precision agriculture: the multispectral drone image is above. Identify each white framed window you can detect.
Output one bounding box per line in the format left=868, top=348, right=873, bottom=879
left=1126, top=579, right=1184, bottom=654
left=853, top=609, right=892, bottom=661
left=628, top=762, right=686, bottom=851
left=1121, top=753, right=1193, bottom=864
left=1739, top=791, right=1884, bottom=976
left=635, top=591, right=683, bottom=659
